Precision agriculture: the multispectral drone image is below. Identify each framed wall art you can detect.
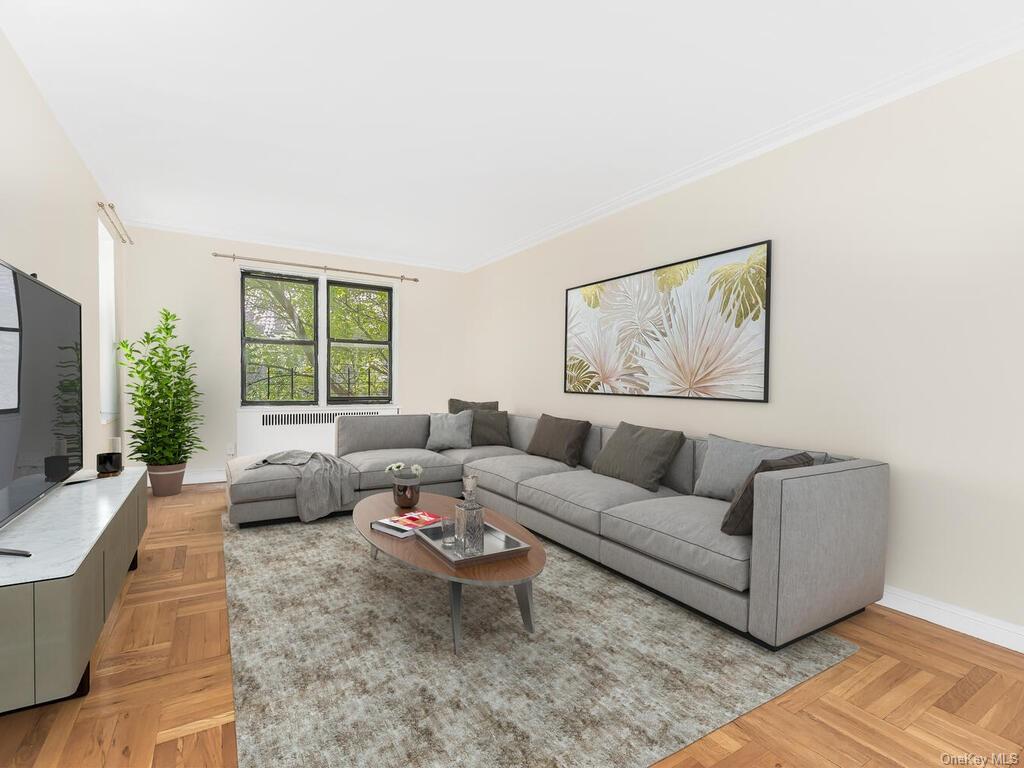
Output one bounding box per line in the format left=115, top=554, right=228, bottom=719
left=564, top=240, right=770, bottom=402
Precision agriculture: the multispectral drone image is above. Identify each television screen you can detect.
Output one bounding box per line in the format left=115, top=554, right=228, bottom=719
left=0, top=261, right=82, bottom=530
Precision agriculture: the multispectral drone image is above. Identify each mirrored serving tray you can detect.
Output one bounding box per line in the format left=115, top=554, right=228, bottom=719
left=415, top=521, right=531, bottom=567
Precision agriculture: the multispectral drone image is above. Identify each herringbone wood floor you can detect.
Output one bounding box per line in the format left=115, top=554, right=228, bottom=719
left=1, top=484, right=1022, bottom=767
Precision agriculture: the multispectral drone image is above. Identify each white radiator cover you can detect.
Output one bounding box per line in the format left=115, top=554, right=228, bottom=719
left=236, top=406, right=400, bottom=457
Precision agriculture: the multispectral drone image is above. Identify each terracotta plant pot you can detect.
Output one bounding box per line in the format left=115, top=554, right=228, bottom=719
left=148, top=463, right=186, bottom=497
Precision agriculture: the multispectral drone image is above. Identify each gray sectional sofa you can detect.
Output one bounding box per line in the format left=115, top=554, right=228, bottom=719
left=226, top=413, right=889, bottom=649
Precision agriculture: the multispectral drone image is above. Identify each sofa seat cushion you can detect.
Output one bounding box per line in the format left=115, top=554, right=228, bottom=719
left=466, top=454, right=575, bottom=499
left=226, top=455, right=300, bottom=504
left=518, top=469, right=678, bottom=535
left=441, top=445, right=524, bottom=466
left=341, top=448, right=463, bottom=490
left=601, top=496, right=751, bottom=591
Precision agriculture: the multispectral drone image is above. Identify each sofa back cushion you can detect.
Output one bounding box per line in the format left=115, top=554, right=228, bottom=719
left=509, top=415, right=538, bottom=452
left=335, top=414, right=429, bottom=456
left=694, top=434, right=828, bottom=501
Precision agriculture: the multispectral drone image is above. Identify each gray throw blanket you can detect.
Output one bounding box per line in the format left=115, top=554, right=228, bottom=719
left=246, top=450, right=354, bottom=523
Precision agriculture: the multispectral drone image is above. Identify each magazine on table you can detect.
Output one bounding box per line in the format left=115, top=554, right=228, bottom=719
left=371, top=509, right=443, bottom=538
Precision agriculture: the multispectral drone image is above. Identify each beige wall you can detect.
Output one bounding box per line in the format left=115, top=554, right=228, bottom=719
left=0, top=31, right=121, bottom=463
left=467, top=53, right=1024, bottom=625
left=122, top=227, right=471, bottom=473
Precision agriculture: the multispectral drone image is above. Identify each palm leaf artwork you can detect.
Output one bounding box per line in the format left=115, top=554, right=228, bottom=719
left=601, top=273, right=665, bottom=351
left=565, top=356, right=599, bottom=392
left=580, top=283, right=605, bottom=309
left=655, top=262, right=697, bottom=292
left=564, top=242, right=768, bottom=401
left=707, top=245, right=767, bottom=328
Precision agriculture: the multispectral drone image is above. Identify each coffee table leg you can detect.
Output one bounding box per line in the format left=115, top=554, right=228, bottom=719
left=514, top=581, right=534, bottom=633
left=449, top=582, right=463, bottom=654
left=370, top=545, right=379, bottom=560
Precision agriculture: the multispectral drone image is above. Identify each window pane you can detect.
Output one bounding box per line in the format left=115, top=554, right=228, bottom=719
left=329, top=343, right=390, bottom=400
left=328, top=284, right=389, bottom=342
left=244, top=342, right=315, bottom=402
left=244, top=276, right=315, bottom=340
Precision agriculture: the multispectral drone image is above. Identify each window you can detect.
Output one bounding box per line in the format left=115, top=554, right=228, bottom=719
left=327, top=281, right=392, bottom=403
left=98, top=220, right=119, bottom=423
left=241, top=272, right=318, bottom=404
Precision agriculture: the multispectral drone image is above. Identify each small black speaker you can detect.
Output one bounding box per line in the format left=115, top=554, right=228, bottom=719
left=97, top=452, right=123, bottom=476
left=44, top=455, right=70, bottom=482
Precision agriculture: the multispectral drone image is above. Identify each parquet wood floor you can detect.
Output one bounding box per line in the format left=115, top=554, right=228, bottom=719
left=2, top=483, right=1021, bottom=767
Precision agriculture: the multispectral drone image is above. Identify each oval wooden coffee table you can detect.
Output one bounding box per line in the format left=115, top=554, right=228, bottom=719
left=353, top=492, right=546, bottom=653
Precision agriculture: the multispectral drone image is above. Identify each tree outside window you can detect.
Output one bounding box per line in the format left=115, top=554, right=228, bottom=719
left=327, top=281, right=392, bottom=403
left=241, top=272, right=317, bottom=404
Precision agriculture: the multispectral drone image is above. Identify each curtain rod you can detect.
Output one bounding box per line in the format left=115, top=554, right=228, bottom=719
left=211, top=252, right=419, bottom=283
left=98, top=202, right=133, bottom=245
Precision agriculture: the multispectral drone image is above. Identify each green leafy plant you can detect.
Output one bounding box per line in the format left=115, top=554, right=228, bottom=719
left=119, top=309, right=204, bottom=466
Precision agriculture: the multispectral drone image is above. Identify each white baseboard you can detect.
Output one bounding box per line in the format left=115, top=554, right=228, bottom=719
left=879, top=585, right=1024, bottom=654
left=183, top=468, right=226, bottom=485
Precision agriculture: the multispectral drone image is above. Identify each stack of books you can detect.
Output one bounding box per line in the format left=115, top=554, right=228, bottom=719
left=371, top=509, right=442, bottom=538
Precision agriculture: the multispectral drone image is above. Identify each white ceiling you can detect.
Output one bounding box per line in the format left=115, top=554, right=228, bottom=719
left=3, top=2, right=1024, bottom=271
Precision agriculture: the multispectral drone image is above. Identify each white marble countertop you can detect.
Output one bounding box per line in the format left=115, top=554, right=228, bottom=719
left=0, top=468, right=146, bottom=587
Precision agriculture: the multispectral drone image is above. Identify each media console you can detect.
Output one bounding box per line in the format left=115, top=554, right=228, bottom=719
left=0, top=468, right=147, bottom=713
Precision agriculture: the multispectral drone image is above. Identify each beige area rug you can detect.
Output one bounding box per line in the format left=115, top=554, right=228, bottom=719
left=223, top=513, right=855, bottom=768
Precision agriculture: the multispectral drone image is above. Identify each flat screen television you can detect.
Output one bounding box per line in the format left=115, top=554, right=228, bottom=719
left=0, top=259, right=83, bottom=530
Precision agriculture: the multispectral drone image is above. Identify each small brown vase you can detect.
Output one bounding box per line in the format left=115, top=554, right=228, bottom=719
left=393, top=480, right=420, bottom=509
left=148, top=463, right=186, bottom=496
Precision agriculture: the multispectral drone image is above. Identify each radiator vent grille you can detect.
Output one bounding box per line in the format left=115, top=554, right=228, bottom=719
left=260, top=410, right=387, bottom=427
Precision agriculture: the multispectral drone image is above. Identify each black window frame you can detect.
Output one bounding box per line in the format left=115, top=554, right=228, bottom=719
left=240, top=270, right=319, bottom=406
left=326, top=280, right=393, bottom=405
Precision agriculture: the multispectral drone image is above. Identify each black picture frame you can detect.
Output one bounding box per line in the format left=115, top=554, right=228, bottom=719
left=563, top=240, right=771, bottom=403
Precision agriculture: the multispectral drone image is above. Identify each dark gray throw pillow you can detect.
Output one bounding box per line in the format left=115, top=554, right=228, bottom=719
left=720, top=452, right=814, bottom=536
left=591, top=422, right=685, bottom=492
left=526, top=414, right=591, bottom=467
left=448, top=398, right=498, bottom=414
left=469, top=409, right=511, bottom=447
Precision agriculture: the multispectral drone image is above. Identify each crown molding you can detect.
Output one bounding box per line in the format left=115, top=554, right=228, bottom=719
left=122, top=25, right=1024, bottom=275
left=468, top=24, right=1024, bottom=271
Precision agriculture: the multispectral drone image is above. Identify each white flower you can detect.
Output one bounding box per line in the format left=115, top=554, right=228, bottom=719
left=410, top=464, right=423, bottom=477
left=385, top=462, right=406, bottom=473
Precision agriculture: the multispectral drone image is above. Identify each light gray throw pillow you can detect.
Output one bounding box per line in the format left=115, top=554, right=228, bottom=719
left=694, top=435, right=824, bottom=501
left=426, top=411, right=474, bottom=451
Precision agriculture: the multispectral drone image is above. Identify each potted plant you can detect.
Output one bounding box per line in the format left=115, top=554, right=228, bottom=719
left=119, top=309, right=204, bottom=496
left=386, top=462, right=423, bottom=508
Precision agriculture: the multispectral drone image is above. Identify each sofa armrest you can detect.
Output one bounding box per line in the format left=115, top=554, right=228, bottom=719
left=748, top=459, right=889, bottom=647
